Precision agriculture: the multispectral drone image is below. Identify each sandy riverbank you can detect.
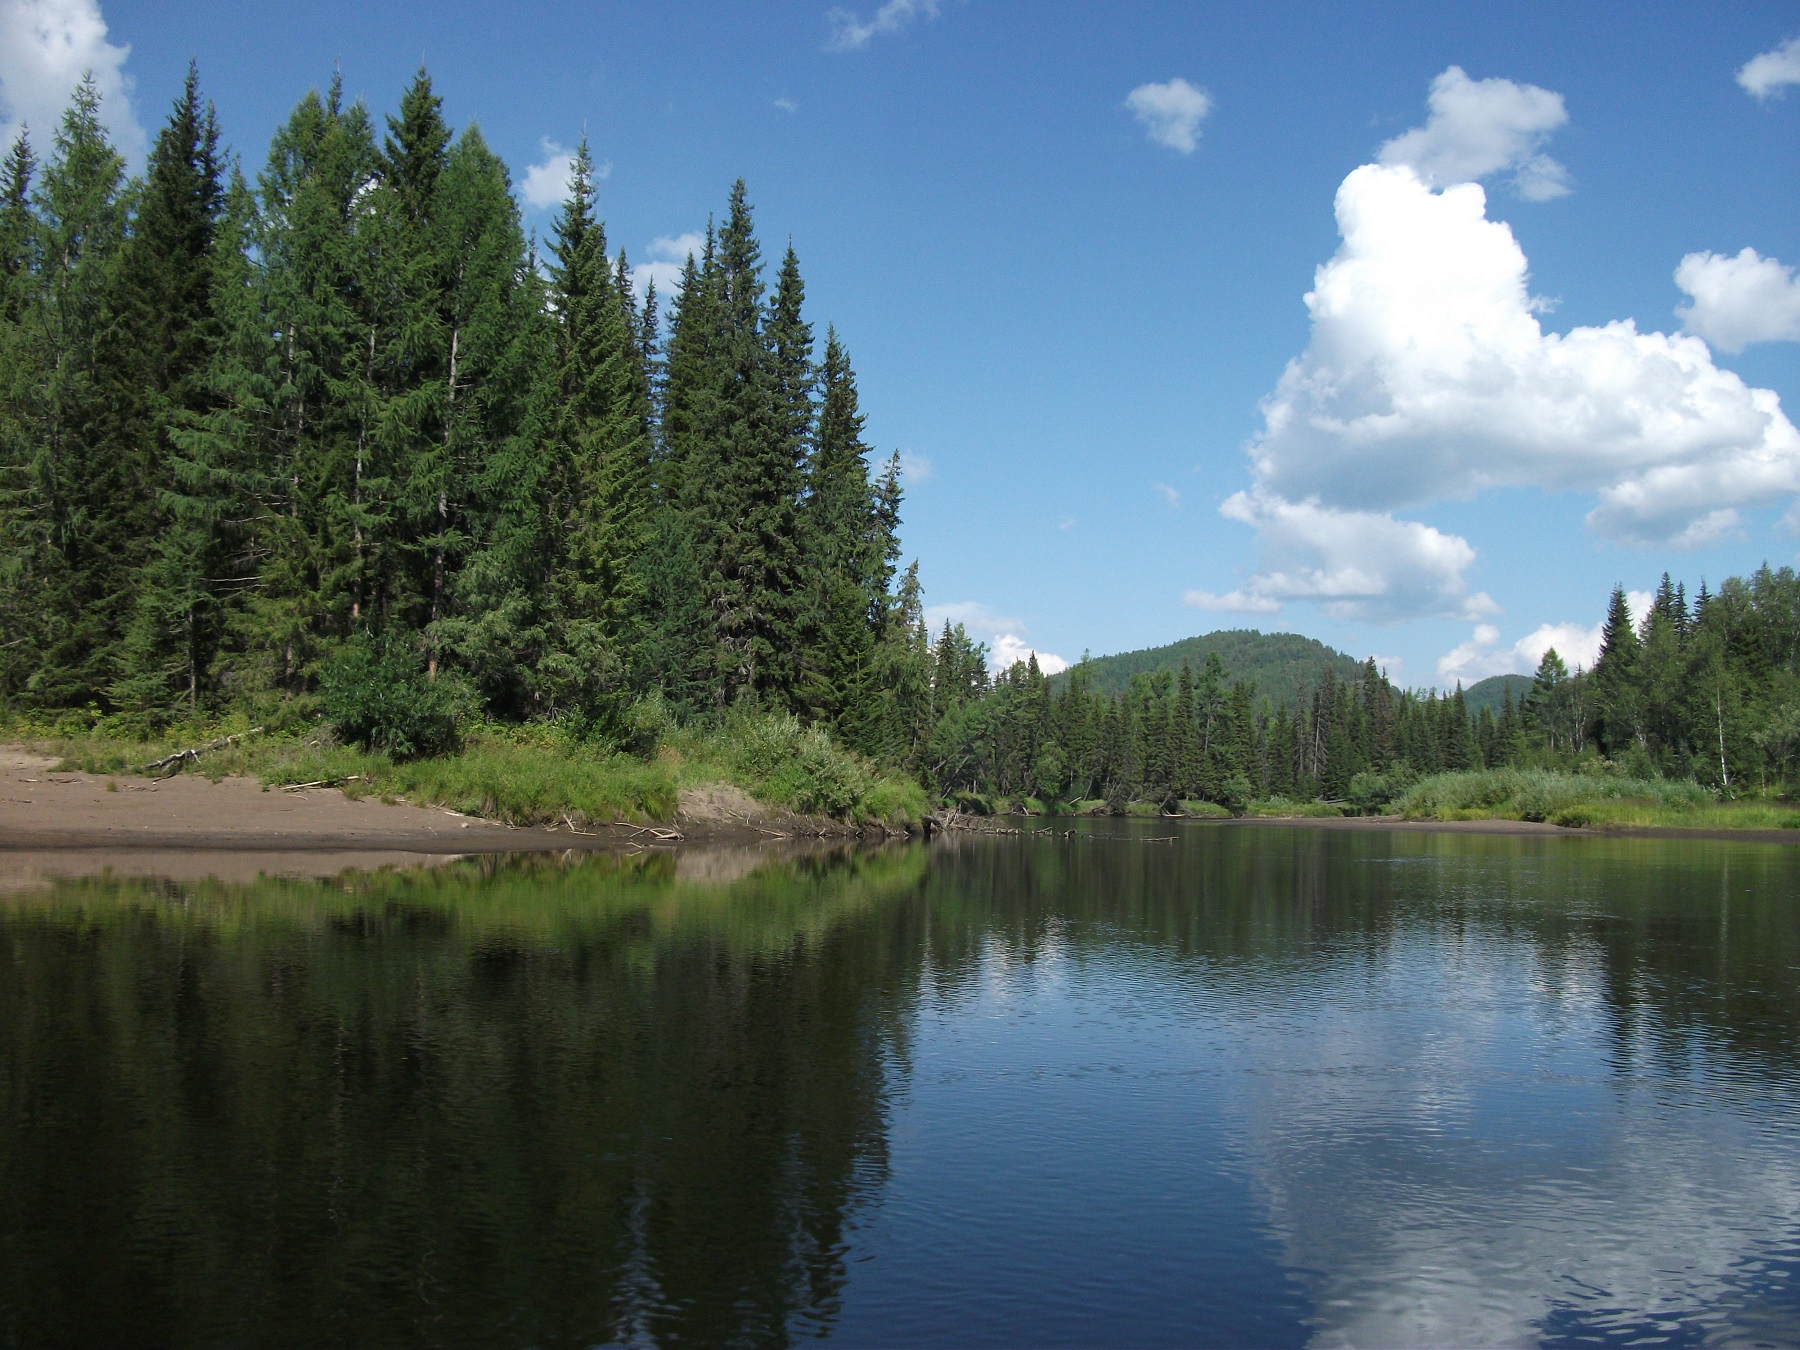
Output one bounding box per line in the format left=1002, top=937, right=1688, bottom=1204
left=5, top=745, right=1792, bottom=861
left=0, top=746, right=868, bottom=855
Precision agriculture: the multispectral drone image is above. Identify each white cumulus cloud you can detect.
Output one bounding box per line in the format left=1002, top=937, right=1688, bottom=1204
left=1244, top=161, right=1799, bottom=551
left=519, top=138, right=607, bottom=211
left=629, top=230, right=703, bottom=302
left=1676, top=247, right=1800, bottom=352
left=826, top=0, right=939, bottom=52
left=0, top=0, right=143, bottom=162
left=1125, top=77, right=1213, bottom=154
left=923, top=601, right=1069, bottom=675
left=1185, top=490, right=1495, bottom=623
left=1738, top=35, right=1800, bottom=99
left=1378, top=65, right=1570, bottom=200
left=898, top=450, right=932, bottom=484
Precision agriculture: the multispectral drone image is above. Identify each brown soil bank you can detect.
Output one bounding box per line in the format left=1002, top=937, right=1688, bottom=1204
left=0, top=747, right=887, bottom=853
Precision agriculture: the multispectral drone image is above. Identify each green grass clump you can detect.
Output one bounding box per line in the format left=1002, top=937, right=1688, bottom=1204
left=1543, top=797, right=1800, bottom=831
left=1176, top=800, right=1233, bottom=819
left=657, top=709, right=928, bottom=827
left=1395, top=767, right=1716, bottom=824
left=378, top=736, right=678, bottom=825
left=1246, top=797, right=1345, bottom=818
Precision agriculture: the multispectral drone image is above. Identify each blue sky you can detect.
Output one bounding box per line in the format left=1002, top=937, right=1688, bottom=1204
left=4, top=0, right=1797, bottom=687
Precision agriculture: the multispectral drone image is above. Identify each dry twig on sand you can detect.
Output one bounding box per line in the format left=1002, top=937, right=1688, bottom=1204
left=142, top=728, right=264, bottom=777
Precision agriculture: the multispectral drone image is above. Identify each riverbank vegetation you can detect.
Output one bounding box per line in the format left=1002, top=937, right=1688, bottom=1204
left=926, top=569, right=1800, bottom=830
left=15, top=706, right=928, bottom=829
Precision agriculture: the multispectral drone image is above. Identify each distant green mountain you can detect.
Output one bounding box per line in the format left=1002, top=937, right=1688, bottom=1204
left=1052, top=629, right=1367, bottom=709
left=1460, top=673, right=1532, bottom=717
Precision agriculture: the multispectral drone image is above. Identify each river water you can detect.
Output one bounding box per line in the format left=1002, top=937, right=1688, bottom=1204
left=1, top=822, right=1796, bottom=1347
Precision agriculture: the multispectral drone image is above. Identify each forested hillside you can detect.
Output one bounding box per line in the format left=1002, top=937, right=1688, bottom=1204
left=1052, top=630, right=1363, bottom=707
left=1462, top=674, right=1532, bottom=718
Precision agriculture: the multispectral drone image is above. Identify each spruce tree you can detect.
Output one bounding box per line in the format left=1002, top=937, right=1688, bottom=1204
left=109, top=65, right=229, bottom=713
left=538, top=138, right=654, bottom=719
left=0, top=131, right=48, bottom=700
left=1590, top=584, right=1641, bottom=754
left=704, top=181, right=799, bottom=702
left=118, top=168, right=269, bottom=715
left=250, top=79, right=381, bottom=683
left=28, top=77, right=128, bottom=706
left=420, top=124, right=543, bottom=694
left=370, top=67, right=453, bottom=633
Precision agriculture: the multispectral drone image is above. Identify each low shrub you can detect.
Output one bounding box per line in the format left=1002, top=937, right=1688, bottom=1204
left=1246, top=797, right=1345, bottom=818
left=1176, top=800, right=1233, bottom=819
left=321, top=634, right=472, bottom=760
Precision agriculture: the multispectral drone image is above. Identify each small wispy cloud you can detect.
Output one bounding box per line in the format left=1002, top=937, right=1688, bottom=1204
left=1676, top=247, right=1800, bottom=352
left=520, top=138, right=608, bottom=211
left=1155, top=483, right=1181, bottom=508
left=898, top=450, right=933, bottom=484
left=629, top=230, right=704, bottom=301
left=774, top=97, right=799, bottom=114
left=1435, top=590, right=1653, bottom=685
left=826, top=0, right=940, bottom=52
left=1125, top=77, right=1213, bottom=154
left=0, top=0, right=146, bottom=163
left=1739, top=35, right=1800, bottom=99
left=1058, top=517, right=1076, bottom=531
left=923, top=601, right=1069, bottom=675
left=1377, top=66, right=1571, bottom=200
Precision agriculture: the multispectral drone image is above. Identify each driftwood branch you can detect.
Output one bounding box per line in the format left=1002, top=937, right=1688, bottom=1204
left=282, top=775, right=364, bottom=792
left=143, top=727, right=264, bottom=777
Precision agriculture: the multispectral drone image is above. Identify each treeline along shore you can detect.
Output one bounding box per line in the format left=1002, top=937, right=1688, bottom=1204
left=2, top=66, right=1797, bottom=836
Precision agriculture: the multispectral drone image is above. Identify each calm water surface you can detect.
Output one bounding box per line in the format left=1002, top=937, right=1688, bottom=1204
left=1, top=823, right=1796, bottom=1347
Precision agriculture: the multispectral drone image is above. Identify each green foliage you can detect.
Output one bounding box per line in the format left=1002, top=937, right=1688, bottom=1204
left=692, top=708, right=927, bottom=824
left=321, top=632, right=470, bottom=758
left=1396, top=767, right=1715, bottom=823
left=1347, top=766, right=1413, bottom=814
left=1246, top=798, right=1344, bottom=818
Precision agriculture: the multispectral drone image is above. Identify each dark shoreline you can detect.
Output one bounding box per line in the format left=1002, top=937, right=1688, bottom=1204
left=985, top=810, right=1800, bottom=847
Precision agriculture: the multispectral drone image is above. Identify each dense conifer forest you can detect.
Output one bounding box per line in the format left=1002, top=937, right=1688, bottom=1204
left=3, top=68, right=1797, bottom=816
left=934, top=571, right=1800, bottom=811
left=0, top=68, right=925, bottom=755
